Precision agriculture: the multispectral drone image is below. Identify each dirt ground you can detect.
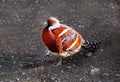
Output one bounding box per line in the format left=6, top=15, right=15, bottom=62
left=0, top=0, right=120, bottom=82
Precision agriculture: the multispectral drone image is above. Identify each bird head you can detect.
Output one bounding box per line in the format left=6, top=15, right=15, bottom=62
left=45, top=17, right=60, bottom=30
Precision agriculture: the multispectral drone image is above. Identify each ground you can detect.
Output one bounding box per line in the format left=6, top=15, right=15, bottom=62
left=0, top=0, right=120, bottom=82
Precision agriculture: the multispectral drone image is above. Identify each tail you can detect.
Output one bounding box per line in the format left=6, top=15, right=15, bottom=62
left=81, top=38, right=103, bottom=53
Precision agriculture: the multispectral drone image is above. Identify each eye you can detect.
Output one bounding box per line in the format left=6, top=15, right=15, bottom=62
left=47, top=19, right=55, bottom=25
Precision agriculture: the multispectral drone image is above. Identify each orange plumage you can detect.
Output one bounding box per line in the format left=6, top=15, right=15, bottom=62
left=42, top=17, right=84, bottom=58
left=42, top=17, right=101, bottom=66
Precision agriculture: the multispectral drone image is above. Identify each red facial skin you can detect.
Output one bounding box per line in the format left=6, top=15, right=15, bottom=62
left=47, top=20, right=54, bottom=25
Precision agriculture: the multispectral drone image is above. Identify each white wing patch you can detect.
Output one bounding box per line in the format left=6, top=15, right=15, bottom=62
left=66, top=35, right=78, bottom=50
left=48, top=22, right=60, bottom=30
left=58, top=28, right=70, bottom=37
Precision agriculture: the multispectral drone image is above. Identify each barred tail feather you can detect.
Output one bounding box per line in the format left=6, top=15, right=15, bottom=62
left=81, top=38, right=103, bottom=53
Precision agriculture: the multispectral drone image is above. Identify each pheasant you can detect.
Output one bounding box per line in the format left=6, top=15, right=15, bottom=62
left=42, top=17, right=102, bottom=66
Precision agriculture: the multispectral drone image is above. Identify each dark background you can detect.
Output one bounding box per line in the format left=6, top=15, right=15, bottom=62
left=0, top=0, right=120, bottom=81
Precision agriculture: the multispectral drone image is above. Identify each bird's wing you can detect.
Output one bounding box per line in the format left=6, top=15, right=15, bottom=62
left=50, top=24, right=72, bottom=53
left=54, top=36, right=64, bottom=53
left=56, top=24, right=76, bottom=51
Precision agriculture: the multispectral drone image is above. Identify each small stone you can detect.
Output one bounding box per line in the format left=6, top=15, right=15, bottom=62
left=116, top=74, right=120, bottom=77
left=103, top=73, right=109, bottom=76
left=98, top=80, right=102, bottom=82
left=22, top=72, right=26, bottom=75
left=51, top=77, right=55, bottom=80
left=61, top=70, right=64, bottom=73
left=54, top=74, right=58, bottom=76
left=8, top=80, right=14, bottom=82
left=2, top=0, right=5, bottom=2
left=47, top=74, right=50, bottom=76
left=66, top=66, right=72, bottom=69
left=78, top=25, right=82, bottom=28
left=79, top=77, right=83, bottom=81
left=101, top=49, right=104, bottom=52
left=72, top=64, right=76, bottom=67
left=90, top=68, right=101, bottom=76
left=16, top=78, right=20, bottom=81
left=35, top=0, right=39, bottom=3
left=1, top=72, right=4, bottom=75
left=56, top=78, right=61, bottom=82
left=13, top=61, right=16, bottom=65
left=26, top=77, right=30, bottom=81
left=85, top=52, right=93, bottom=57
left=12, top=56, right=14, bottom=59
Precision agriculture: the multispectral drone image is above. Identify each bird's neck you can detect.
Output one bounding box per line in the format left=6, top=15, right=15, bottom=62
left=46, top=22, right=60, bottom=30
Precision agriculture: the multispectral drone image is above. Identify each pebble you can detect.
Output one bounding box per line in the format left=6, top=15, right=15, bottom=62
left=54, top=74, right=58, bottom=76
left=103, top=73, right=109, bottom=76
left=35, top=0, right=39, bottom=3
left=26, top=77, right=30, bottom=80
left=1, top=72, right=4, bottom=75
left=2, top=0, right=5, bottom=2
left=85, top=52, right=93, bottom=57
left=116, top=74, right=120, bottom=77
left=79, top=77, right=83, bottom=81
left=66, top=66, right=72, bottom=69
left=13, top=61, right=16, bottom=64
left=61, top=70, right=64, bottom=73
left=72, top=64, right=76, bottom=67
left=98, top=80, right=102, bottom=82
left=15, top=78, right=20, bottom=81
left=101, top=49, right=104, bottom=52
left=56, top=78, right=61, bottom=82
left=90, top=68, right=101, bottom=76
left=51, top=77, right=55, bottom=80
left=22, top=72, right=26, bottom=75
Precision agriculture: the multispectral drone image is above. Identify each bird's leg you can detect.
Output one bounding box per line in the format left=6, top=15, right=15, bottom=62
left=55, top=57, right=62, bottom=67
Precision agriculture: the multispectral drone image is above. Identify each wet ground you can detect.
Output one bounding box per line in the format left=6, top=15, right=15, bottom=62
left=0, top=0, right=120, bottom=82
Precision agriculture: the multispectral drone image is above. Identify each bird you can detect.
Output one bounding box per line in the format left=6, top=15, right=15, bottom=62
left=42, top=17, right=102, bottom=66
